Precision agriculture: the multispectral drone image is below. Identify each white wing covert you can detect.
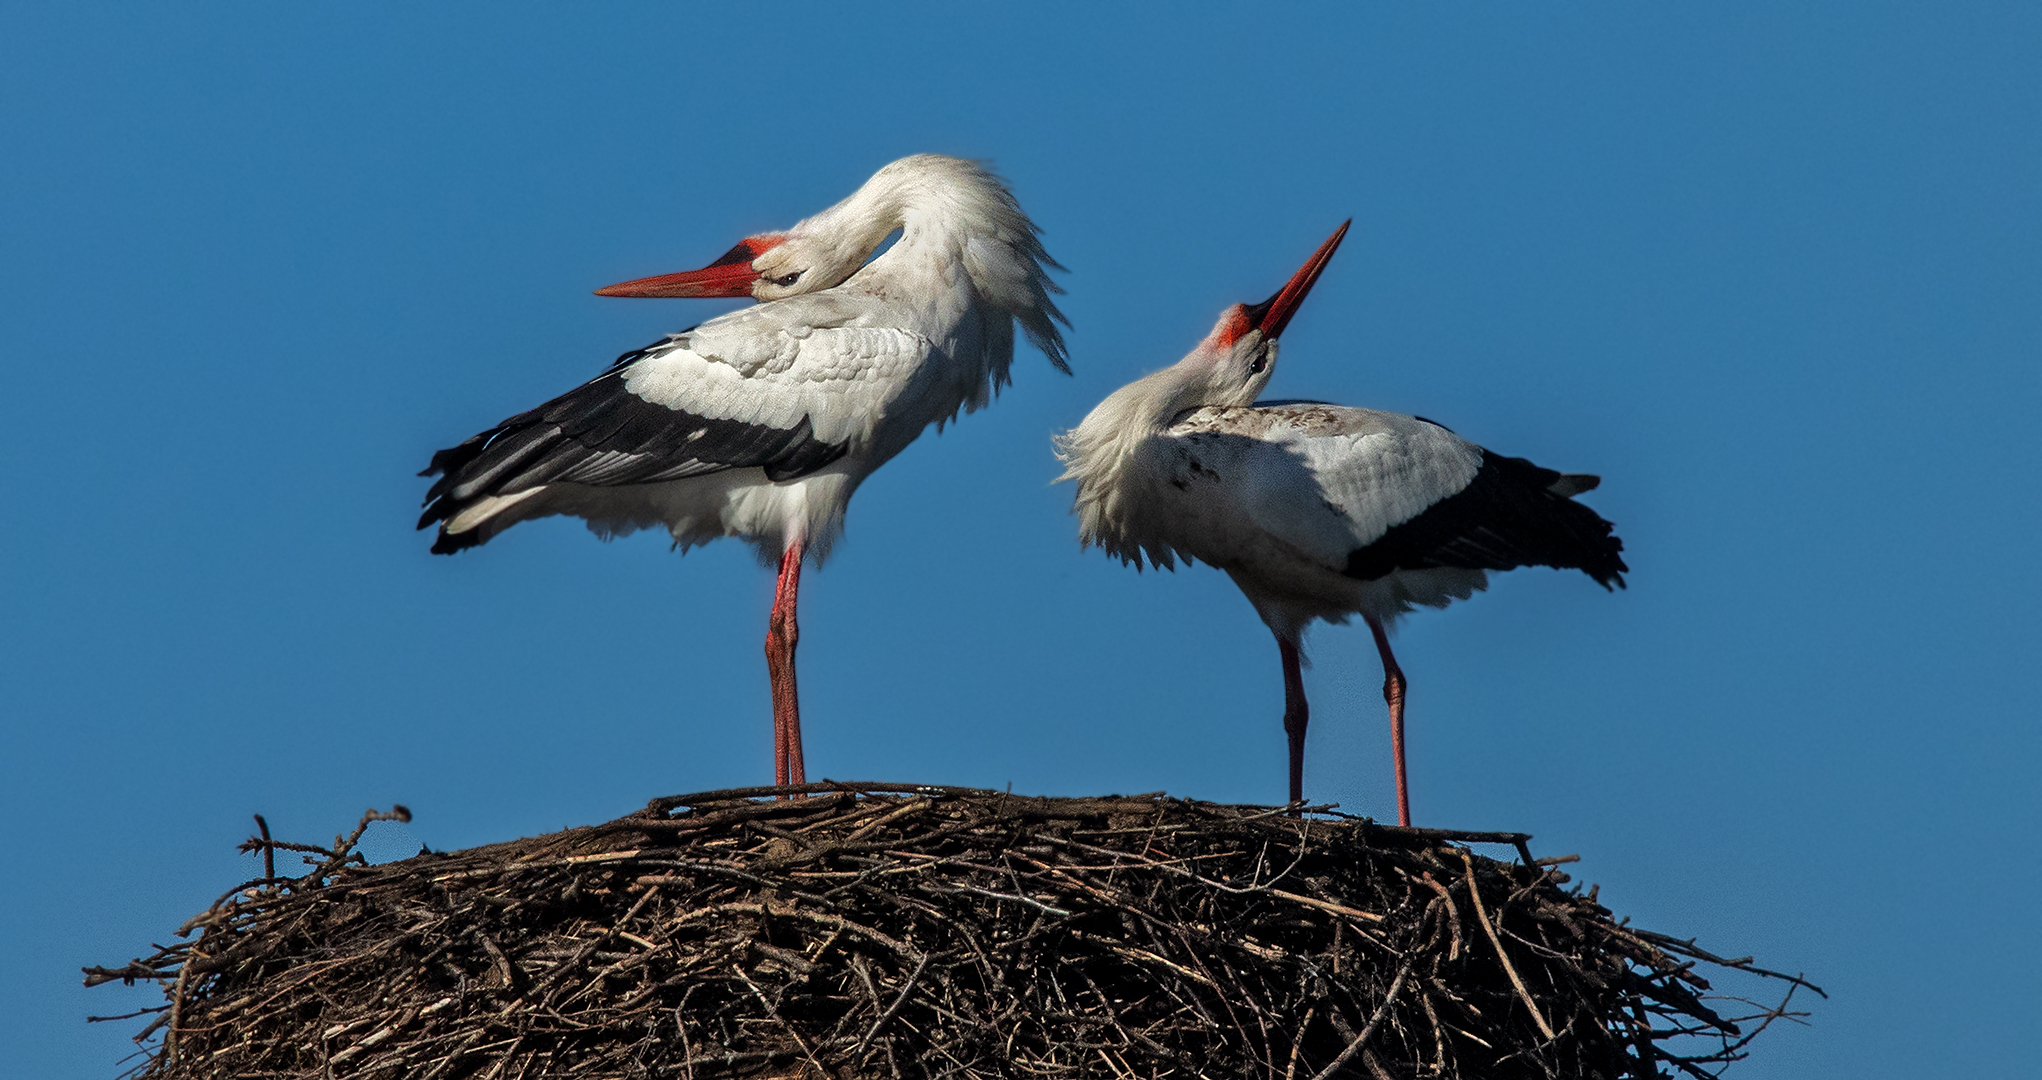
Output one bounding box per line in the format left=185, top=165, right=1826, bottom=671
left=623, top=323, right=934, bottom=447
left=1158, top=406, right=1483, bottom=572
left=1277, top=416, right=1485, bottom=555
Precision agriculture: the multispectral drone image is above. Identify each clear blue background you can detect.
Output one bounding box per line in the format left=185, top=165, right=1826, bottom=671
left=4, top=3, right=2036, bottom=1076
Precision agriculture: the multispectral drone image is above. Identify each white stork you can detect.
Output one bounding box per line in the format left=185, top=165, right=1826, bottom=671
left=420, top=154, right=1069, bottom=786
left=1055, top=222, right=1624, bottom=825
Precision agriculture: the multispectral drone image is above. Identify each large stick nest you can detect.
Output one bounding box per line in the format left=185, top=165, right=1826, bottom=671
left=87, top=784, right=1817, bottom=1079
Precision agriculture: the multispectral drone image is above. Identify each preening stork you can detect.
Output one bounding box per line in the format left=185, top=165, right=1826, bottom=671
left=420, top=154, right=1069, bottom=786
left=1055, top=222, right=1624, bottom=825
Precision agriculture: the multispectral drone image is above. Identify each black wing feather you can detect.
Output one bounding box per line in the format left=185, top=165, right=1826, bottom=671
left=417, top=357, right=849, bottom=549
left=1343, top=451, right=1628, bottom=589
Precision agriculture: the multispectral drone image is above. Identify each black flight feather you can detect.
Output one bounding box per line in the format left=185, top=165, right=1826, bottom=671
left=417, top=360, right=849, bottom=552
left=1342, top=452, right=1627, bottom=589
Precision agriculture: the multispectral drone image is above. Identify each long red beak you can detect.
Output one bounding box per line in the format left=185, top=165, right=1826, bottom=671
left=593, top=235, right=787, bottom=298
left=1245, top=219, right=1350, bottom=339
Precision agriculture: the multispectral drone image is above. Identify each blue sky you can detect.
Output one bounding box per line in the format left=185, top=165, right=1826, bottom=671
left=3, top=3, right=2037, bottom=1076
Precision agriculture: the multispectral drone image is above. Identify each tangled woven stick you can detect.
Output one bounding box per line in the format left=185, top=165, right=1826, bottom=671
left=86, top=784, right=1820, bottom=1079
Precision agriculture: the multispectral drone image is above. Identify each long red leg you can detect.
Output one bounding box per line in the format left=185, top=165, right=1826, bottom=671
left=765, top=541, right=806, bottom=789
left=1277, top=634, right=1309, bottom=810
left=1364, top=616, right=1410, bottom=826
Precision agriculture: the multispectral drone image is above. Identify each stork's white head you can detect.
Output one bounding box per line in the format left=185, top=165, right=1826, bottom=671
left=1179, top=219, right=1351, bottom=408
left=1064, top=220, right=1350, bottom=447
left=592, top=154, right=1070, bottom=356
left=588, top=160, right=915, bottom=303
left=739, top=159, right=930, bottom=302
left=756, top=154, right=1071, bottom=372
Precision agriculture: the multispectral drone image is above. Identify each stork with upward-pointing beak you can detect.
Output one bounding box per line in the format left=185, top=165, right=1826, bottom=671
left=1056, top=223, right=1624, bottom=824
left=421, top=155, right=1069, bottom=787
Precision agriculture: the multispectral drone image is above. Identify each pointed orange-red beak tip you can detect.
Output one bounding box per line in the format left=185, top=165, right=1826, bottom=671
left=1250, top=219, right=1351, bottom=339
left=593, top=235, right=787, bottom=299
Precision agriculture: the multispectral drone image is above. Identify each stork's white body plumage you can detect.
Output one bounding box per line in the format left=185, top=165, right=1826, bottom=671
left=1058, top=223, right=1623, bottom=823
left=440, top=285, right=1013, bottom=561
left=1075, top=403, right=1499, bottom=637
left=422, top=154, right=1067, bottom=785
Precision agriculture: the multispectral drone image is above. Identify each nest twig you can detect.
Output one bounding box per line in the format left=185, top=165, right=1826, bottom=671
left=86, top=784, right=1819, bottom=1079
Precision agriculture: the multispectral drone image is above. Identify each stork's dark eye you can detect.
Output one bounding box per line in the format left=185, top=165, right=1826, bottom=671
left=1247, top=354, right=1268, bottom=375
left=773, top=271, right=803, bottom=287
